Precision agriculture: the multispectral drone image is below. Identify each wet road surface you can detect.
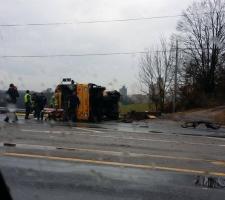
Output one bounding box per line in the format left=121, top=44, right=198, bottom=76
left=1, top=156, right=225, bottom=200
left=0, top=116, right=225, bottom=199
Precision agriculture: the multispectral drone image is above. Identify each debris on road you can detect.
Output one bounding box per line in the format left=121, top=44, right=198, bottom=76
left=120, top=111, right=160, bottom=122
left=181, top=121, right=221, bottom=130
left=195, top=175, right=225, bottom=189
left=148, top=115, right=157, bottom=119
left=42, top=108, right=64, bottom=121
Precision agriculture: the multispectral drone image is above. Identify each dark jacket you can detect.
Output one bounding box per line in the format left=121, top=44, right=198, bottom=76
left=69, top=95, right=80, bottom=109
left=35, top=95, right=47, bottom=109
left=39, top=95, right=47, bottom=108
left=6, top=87, right=19, bottom=104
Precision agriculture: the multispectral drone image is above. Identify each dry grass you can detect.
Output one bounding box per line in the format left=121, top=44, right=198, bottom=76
left=119, top=103, right=154, bottom=114
left=212, top=110, right=225, bottom=124
left=167, top=105, right=225, bottom=124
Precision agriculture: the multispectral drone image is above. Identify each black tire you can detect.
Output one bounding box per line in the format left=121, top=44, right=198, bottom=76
left=205, top=123, right=221, bottom=130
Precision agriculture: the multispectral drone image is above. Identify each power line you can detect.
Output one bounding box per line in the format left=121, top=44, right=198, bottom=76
left=0, top=10, right=224, bottom=27
left=0, top=51, right=148, bottom=58
left=0, top=14, right=184, bottom=27
left=0, top=47, right=220, bottom=59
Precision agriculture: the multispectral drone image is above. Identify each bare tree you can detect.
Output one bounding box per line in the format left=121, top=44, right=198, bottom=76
left=139, top=39, right=175, bottom=112
left=177, top=0, right=225, bottom=95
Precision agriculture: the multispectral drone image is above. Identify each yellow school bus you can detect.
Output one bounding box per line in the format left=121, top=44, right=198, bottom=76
left=76, top=84, right=90, bottom=120
left=54, top=80, right=105, bottom=121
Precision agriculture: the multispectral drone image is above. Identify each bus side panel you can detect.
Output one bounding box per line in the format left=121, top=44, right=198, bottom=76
left=55, top=91, right=62, bottom=109
left=77, top=84, right=90, bottom=120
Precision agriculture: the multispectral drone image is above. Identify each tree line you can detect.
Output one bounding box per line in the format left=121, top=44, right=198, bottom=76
left=139, top=0, right=225, bottom=112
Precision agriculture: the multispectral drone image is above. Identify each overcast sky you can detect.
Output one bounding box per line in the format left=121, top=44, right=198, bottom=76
left=0, top=0, right=193, bottom=94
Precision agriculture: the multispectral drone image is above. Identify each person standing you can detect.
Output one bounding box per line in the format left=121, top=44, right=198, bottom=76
left=31, top=93, right=38, bottom=118
left=35, top=95, right=41, bottom=120
left=4, top=84, right=19, bottom=123
left=61, top=85, right=71, bottom=121
left=69, top=80, right=76, bottom=92
left=39, top=93, right=47, bottom=120
left=69, top=91, right=80, bottom=122
left=24, top=90, right=31, bottom=119
left=50, top=94, right=55, bottom=108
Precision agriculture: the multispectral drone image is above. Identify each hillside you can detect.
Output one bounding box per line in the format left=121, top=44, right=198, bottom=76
left=168, top=106, right=225, bottom=124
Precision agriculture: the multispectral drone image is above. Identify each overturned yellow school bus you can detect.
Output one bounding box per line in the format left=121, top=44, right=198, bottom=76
left=52, top=78, right=120, bottom=122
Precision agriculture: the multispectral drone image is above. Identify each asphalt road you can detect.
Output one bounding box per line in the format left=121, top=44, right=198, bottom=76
left=0, top=116, right=225, bottom=199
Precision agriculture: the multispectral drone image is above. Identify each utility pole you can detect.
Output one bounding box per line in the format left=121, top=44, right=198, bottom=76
left=173, top=40, right=178, bottom=113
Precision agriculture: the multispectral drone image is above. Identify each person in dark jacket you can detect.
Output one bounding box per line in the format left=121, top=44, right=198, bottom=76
left=4, top=84, right=19, bottom=122
left=39, top=93, right=47, bottom=120
left=34, top=93, right=47, bottom=120
left=31, top=93, right=37, bottom=117
left=69, top=92, right=80, bottom=122
left=35, top=95, right=41, bottom=120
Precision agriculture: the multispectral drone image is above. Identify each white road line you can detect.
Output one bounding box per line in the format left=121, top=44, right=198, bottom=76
left=20, top=129, right=87, bottom=135
left=206, top=136, right=225, bottom=141
left=20, top=129, right=225, bottom=147
left=72, top=127, right=103, bottom=133
left=21, top=129, right=51, bottom=133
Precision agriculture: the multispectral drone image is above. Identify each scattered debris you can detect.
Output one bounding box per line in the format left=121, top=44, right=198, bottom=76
left=42, top=108, right=64, bottom=121
left=121, top=111, right=160, bottom=122
left=139, top=125, right=149, bottom=128
left=3, top=143, right=16, bottom=147
left=127, top=111, right=149, bottom=120
left=148, top=115, right=157, bottom=119
left=181, top=121, right=221, bottom=129
left=150, top=130, right=163, bottom=134
left=195, top=175, right=225, bottom=189
left=120, top=118, right=133, bottom=123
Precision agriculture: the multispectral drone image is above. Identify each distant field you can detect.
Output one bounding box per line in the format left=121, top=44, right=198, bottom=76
left=120, top=103, right=154, bottom=114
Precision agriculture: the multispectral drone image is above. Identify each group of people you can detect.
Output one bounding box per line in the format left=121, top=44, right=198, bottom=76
left=24, top=90, right=47, bottom=120
left=4, top=83, right=47, bottom=123
left=3, top=82, right=80, bottom=123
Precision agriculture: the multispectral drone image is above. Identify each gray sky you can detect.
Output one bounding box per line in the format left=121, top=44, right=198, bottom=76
left=0, top=0, right=192, bottom=94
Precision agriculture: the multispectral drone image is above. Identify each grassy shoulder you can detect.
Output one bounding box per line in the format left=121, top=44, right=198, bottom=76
left=119, top=103, right=154, bottom=114
left=167, top=105, right=225, bottom=124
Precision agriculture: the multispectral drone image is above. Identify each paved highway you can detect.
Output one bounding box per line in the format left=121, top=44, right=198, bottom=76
left=0, top=116, right=225, bottom=199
